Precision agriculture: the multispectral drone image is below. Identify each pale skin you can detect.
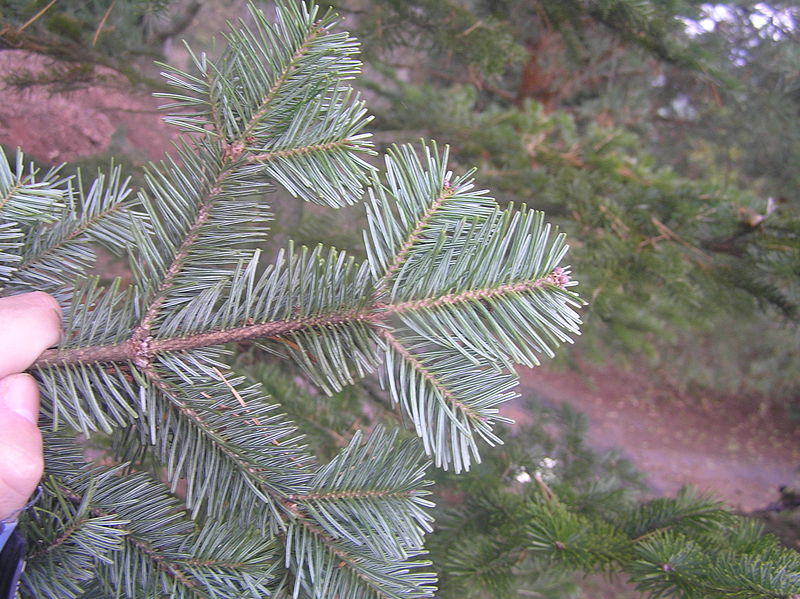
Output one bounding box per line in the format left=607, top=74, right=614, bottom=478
left=0, top=292, right=61, bottom=522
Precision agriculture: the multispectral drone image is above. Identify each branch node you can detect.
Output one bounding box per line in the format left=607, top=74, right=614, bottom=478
left=131, top=330, right=154, bottom=370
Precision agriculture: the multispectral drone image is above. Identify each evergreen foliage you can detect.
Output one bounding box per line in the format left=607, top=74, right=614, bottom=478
left=334, top=0, right=800, bottom=398
left=1, top=2, right=580, bottom=596
left=1, top=2, right=798, bottom=598
left=429, top=403, right=800, bottom=599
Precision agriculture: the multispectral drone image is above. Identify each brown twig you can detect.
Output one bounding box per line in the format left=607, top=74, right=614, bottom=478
left=92, top=0, right=117, bottom=46
left=212, top=366, right=261, bottom=425
left=18, top=0, right=58, bottom=33
left=34, top=308, right=381, bottom=368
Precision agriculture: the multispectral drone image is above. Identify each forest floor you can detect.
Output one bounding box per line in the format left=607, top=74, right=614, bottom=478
left=513, top=362, right=800, bottom=597
left=514, top=362, right=800, bottom=513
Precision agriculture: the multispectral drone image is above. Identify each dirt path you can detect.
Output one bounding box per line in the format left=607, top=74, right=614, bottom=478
left=511, top=363, right=800, bottom=512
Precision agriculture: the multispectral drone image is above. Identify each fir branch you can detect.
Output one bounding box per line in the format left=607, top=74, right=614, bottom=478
left=287, top=515, right=435, bottom=599
left=381, top=331, right=517, bottom=472
left=125, top=539, right=206, bottom=598
left=36, top=451, right=280, bottom=599
left=380, top=328, right=478, bottom=422
left=622, top=487, right=730, bottom=540
left=240, top=17, right=327, bottom=142
left=296, top=519, right=397, bottom=598
left=247, top=137, right=358, bottom=162
left=6, top=1, right=579, bottom=595
left=378, top=186, right=453, bottom=288
left=0, top=149, right=64, bottom=222
left=11, top=165, right=139, bottom=300
left=384, top=274, right=554, bottom=314
left=49, top=483, right=203, bottom=595
left=9, top=1, right=798, bottom=596
left=156, top=0, right=374, bottom=210
left=136, top=363, right=314, bottom=526
left=135, top=199, right=211, bottom=333
left=364, top=142, right=498, bottom=290
left=290, top=489, right=416, bottom=501
left=27, top=514, right=90, bottom=558
left=297, top=427, right=433, bottom=558
left=131, top=156, right=236, bottom=362
left=16, top=198, right=125, bottom=270
left=278, top=430, right=436, bottom=597
left=34, top=306, right=380, bottom=367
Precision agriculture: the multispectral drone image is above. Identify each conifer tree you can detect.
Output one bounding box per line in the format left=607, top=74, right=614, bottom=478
left=2, top=2, right=798, bottom=598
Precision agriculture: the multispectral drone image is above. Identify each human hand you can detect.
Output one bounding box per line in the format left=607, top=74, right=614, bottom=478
left=0, top=292, right=61, bottom=522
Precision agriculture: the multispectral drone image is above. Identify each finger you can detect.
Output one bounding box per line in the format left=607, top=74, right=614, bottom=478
left=0, top=292, right=62, bottom=379
left=0, top=374, right=43, bottom=520
left=0, top=374, right=40, bottom=424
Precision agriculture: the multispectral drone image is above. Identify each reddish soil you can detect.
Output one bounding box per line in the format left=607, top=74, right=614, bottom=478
left=0, top=51, right=180, bottom=164
left=3, top=49, right=798, bottom=516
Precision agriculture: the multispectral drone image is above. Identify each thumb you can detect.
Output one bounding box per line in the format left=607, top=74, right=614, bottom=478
left=0, top=292, right=62, bottom=379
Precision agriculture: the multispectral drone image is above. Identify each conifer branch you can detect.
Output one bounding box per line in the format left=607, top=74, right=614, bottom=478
left=34, top=307, right=381, bottom=367
left=27, top=515, right=90, bottom=559
left=378, top=187, right=453, bottom=287
left=163, top=392, right=282, bottom=499
left=145, top=369, right=303, bottom=520
left=53, top=482, right=207, bottom=598
left=296, top=518, right=396, bottom=598
left=182, top=558, right=251, bottom=569
left=380, top=328, right=479, bottom=421
left=241, top=21, right=325, bottom=141
left=133, top=166, right=228, bottom=356
left=16, top=200, right=127, bottom=271
left=27, top=482, right=236, bottom=597
left=287, top=511, right=435, bottom=599
left=0, top=149, right=64, bottom=225
left=289, top=489, right=415, bottom=501
left=7, top=1, right=799, bottom=596
left=0, top=179, right=24, bottom=209
left=384, top=275, right=554, bottom=313
left=247, top=137, right=356, bottom=162
left=128, top=539, right=206, bottom=598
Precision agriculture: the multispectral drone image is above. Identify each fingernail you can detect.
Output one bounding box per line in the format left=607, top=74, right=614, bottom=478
left=0, top=374, right=39, bottom=424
